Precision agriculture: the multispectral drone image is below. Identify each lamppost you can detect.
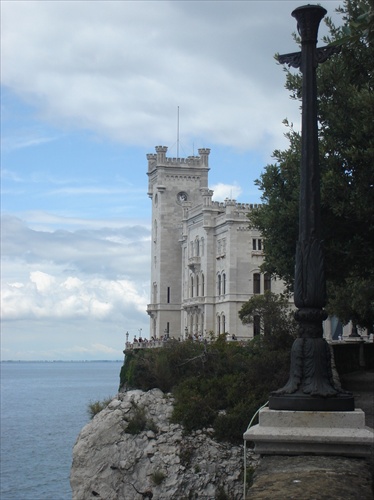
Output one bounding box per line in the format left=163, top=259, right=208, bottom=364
left=269, top=5, right=354, bottom=412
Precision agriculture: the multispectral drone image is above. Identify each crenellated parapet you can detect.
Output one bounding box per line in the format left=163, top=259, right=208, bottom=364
left=147, top=146, right=210, bottom=169
left=209, top=199, right=260, bottom=213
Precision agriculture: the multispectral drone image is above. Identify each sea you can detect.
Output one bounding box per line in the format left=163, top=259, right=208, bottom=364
left=0, top=360, right=124, bottom=500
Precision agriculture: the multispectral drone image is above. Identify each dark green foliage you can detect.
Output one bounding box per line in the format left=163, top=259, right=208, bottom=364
left=239, top=291, right=297, bottom=337
left=124, top=398, right=158, bottom=435
left=215, top=485, right=230, bottom=500
left=120, top=329, right=294, bottom=444
left=179, top=442, right=194, bottom=468
left=87, top=396, right=113, bottom=419
left=120, top=340, right=207, bottom=392
left=249, top=0, right=374, bottom=330
left=244, top=465, right=255, bottom=488
left=150, top=470, right=166, bottom=486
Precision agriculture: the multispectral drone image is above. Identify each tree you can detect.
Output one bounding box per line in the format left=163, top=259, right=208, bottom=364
left=249, top=0, right=374, bottom=331
left=238, top=291, right=297, bottom=339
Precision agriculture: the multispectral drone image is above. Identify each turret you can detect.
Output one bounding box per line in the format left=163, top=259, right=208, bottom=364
left=198, top=148, right=210, bottom=167
left=155, top=146, right=168, bottom=165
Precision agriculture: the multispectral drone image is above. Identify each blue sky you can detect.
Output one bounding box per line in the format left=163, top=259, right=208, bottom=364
left=1, top=0, right=342, bottom=360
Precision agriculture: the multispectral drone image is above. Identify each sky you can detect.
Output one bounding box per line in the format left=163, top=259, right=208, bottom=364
left=1, top=0, right=343, bottom=361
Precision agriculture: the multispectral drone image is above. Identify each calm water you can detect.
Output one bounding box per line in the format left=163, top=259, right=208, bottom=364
left=0, top=361, right=123, bottom=500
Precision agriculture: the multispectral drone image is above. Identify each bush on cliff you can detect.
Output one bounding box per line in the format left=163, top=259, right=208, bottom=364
left=120, top=329, right=295, bottom=444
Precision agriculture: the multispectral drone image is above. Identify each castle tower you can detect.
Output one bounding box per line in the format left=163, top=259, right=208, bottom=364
left=146, top=146, right=210, bottom=339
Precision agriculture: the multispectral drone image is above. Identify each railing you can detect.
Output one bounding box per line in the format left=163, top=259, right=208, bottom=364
left=124, top=340, right=165, bottom=351
left=123, top=335, right=251, bottom=352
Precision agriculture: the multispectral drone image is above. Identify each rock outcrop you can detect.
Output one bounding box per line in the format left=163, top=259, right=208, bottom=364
left=70, top=388, right=258, bottom=499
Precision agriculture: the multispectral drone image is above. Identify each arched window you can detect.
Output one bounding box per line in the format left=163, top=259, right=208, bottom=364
left=222, top=314, right=226, bottom=334
left=253, top=273, right=261, bottom=294
left=190, top=276, right=194, bottom=298
left=190, top=241, right=194, bottom=257
left=153, top=220, right=157, bottom=243
left=201, top=237, right=205, bottom=256
left=222, top=273, right=226, bottom=295
left=217, top=315, right=221, bottom=335
left=218, top=274, right=222, bottom=295
left=196, top=275, right=199, bottom=296
left=201, top=273, right=205, bottom=296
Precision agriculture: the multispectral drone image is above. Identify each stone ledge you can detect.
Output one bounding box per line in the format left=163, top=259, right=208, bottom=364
left=259, top=407, right=366, bottom=428
left=244, top=408, right=374, bottom=457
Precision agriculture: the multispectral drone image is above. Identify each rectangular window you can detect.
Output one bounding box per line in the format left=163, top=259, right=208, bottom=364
left=167, top=287, right=170, bottom=303
left=253, top=273, right=261, bottom=294
left=252, top=239, right=257, bottom=250
left=258, top=239, right=262, bottom=251
left=264, top=273, right=271, bottom=292
left=254, top=315, right=261, bottom=336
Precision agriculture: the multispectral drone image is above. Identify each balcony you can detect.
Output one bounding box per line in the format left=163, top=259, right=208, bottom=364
left=188, top=256, right=201, bottom=272
left=182, top=297, right=204, bottom=309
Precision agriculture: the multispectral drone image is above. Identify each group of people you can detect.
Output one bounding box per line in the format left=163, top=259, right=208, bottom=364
left=130, top=332, right=239, bottom=345
left=132, top=333, right=171, bottom=344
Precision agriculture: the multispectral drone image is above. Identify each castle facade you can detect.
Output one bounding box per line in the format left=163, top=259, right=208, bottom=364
left=146, top=146, right=284, bottom=340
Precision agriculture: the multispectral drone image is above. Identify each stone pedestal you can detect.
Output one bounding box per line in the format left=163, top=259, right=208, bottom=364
left=244, top=408, right=373, bottom=457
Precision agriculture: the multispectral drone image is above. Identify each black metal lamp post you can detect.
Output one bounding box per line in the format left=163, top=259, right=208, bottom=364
left=269, top=5, right=354, bottom=411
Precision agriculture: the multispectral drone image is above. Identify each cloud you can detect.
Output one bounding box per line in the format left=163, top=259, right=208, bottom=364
left=1, top=0, right=321, bottom=152
left=1, top=272, right=147, bottom=321
left=1, top=214, right=151, bottom=348
left=211, top=183, right=242, bottom=201
left=1, top=214, right=151, bottom=281
left=1, top=132, right=58, bottom=152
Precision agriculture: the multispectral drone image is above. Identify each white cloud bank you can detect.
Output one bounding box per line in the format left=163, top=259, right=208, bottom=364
left=1, top=214, right=151, bottom=359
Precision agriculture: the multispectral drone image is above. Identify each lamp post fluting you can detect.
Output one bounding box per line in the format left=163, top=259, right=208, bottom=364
left=269, top=5, right=353, bottom=411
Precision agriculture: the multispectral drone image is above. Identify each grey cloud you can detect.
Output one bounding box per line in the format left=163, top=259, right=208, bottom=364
left=1, top=1, right=341, bottom=151
left=1, top=215, right=151, bottom=281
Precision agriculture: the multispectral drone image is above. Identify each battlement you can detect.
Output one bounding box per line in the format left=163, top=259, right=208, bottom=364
left=210, top=199, right=261, bottom=213
left=147, top=146, right=210, bottom=170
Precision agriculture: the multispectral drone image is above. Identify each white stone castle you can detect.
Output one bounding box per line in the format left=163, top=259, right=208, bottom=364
left=146, top=146, right=285, bottom=341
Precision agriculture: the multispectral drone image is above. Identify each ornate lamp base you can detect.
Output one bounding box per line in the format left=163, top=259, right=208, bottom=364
left=269, top=337, right=355, bottom=412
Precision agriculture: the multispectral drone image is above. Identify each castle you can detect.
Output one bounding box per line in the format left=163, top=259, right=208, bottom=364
left=146, top=146, right=285, bottom=340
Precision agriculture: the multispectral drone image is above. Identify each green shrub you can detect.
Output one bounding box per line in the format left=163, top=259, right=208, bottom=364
left=119, top=330, right=294, bottom=443
left=124, top=398, right=158, bottom=435
left=179, top=442, right=194, bottom=468
left=150, top=469, right=166, bottom=485
left=215, top=485, right=230, bottom=500
left=87, top=396, right=113, bottom=419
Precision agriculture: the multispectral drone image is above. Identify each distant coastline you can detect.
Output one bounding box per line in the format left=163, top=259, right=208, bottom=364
left=0, top=359, right=123, bottom=363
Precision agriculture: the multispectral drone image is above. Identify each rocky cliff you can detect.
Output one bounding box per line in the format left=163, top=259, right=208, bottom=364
left=70, top=388, right=258, bottom=499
